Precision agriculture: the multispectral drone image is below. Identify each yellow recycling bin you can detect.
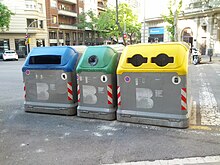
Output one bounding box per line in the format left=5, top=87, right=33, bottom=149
left=116, top=42, right=190, bottom=128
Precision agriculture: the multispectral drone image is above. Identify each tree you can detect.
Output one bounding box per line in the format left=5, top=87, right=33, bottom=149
left=0, top=2, right=13, bottom=31
left=162, top=0, right=182, bottom=42
left=77, top=12, right=87, bottom=44
left=86, top=10, right=98, bottom=44
left=118, top=3, right=141, bottom=44
left=97, top=8, right=120, bottom=43
left=97, top=3, right=141, bottom=45
left=77, top=10, right=99, bottom=45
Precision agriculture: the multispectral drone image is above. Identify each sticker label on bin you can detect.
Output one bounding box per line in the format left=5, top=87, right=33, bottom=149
left=25, top=70, right=30, bottom=75
left=124, top=76, right=131, bottom=83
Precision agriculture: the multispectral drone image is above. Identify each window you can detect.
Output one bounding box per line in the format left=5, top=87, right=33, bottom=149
left=49, top=31, right=57, bottom=39
left=73, top=32, right=76, bottom=40
left=51, top=0, right=57, bottom=8
left=95, top=33, right=98, bottom=38
left=0, top=39, right=10, bottom=54
left=89, top=32, right=92, bottom=38
left=66, top=33, right=70, bottom=40
left=38, top=3, right=43, bottom=12
left=39, top=20, right=43, bottom=28
left=36, top=39, right=45, bottom=47
left=15, top=39, right=26, bottom=57
left=52, top=16, right=57, bottom=24
left=59, top=32, right=64, bottom=39
left=27, top=19, right=38, bottom=28
left=25, top=0, right=37, bottom=10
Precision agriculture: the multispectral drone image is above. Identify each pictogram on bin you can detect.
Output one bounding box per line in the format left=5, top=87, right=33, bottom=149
left=22, top=46, right=79, bottom=115
left=76, top=46, right=118, bottom=120
left=116, top=42, right=190, bottom=128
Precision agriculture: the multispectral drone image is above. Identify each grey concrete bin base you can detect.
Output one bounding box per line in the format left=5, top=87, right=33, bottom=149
left=25, top=102, right=77, bottom=115
left=117, top=113, right=189, bottom=128
left=77, top=106, right=116, bottom=120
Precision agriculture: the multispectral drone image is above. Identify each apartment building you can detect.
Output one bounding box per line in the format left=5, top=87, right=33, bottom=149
left=141, top=0, right=220, bottom=55
left=82, top=0, right=107, bottom=45
left=0, top=0, right=48, bottom=56
left=45, top=0, right=82, bottom=46
left=45, top=0, right=107, bottom=46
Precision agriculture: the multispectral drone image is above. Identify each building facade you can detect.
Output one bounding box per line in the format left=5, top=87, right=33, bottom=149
left=0, top=0, right=48, bottom=56
left=45, top=0, right=83, bottom=46
left=142, top=0, right=220, bottom=55
left=0, top=0, right=108, bottom=56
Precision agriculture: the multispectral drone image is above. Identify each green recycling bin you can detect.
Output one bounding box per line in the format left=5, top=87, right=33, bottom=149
left=76, top=46, right=118, bottom=120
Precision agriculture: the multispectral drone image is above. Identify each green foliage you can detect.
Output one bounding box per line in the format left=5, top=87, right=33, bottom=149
left=0, top=3, right=14, bottom=31
left=77, top=10, right=98, bottom=30
left=118, top=3, right=141, bottom=44
left=77, top=12, right=87, bottom=30
left=97, top=3, right=141, bottom=44
left=162, top=0, right=182, bottom=41
left=77, top=3, right=141, bottom=44
left=86, top=10, right=98, bottom=30
left=97, top=8, right=120, bottom=41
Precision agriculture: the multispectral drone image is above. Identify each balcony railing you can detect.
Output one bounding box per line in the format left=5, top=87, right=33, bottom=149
left=186, top=0, right=220, bottom=10
left=58, top=10, right=77, bottom=17
left=59, top=23, right=77, bottom=30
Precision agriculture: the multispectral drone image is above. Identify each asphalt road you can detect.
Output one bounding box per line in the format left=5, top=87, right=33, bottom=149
left=0, top=59, right=220, bottom=165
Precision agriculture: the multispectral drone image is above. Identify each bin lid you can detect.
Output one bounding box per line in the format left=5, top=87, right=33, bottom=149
left=76, top=46, right=118, bottom=74
left=22, top=46, right=78, bottom=72
left=117, top=42, right=189, bottom=75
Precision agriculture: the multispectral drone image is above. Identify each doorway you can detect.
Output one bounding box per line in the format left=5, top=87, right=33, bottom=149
left=181, top=27, right=193, bottom=52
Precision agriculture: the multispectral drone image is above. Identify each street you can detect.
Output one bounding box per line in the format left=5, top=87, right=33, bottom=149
left=0, top=58, right=220, bottom=165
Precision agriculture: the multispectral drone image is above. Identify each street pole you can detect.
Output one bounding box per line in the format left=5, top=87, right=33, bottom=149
left=143, top=0, right=146, bottom=43
left=25, top=18, right=52, bottom=55
left=116, top=0, right=126, bottom=45
left=174, top=10, right=178, bottom=41
left=26, top=19, right=39, bottom=55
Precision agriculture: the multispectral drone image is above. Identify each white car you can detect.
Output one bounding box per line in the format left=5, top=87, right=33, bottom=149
left=3, top=50, right=18, bottom=61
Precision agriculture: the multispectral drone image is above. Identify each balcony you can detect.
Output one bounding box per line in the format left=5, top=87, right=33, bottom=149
left=97, top=2, right=106, bottom=11
left=59, top=23, right=77, bottom=30
left=61, top=0, right=77, bottom=4
left=58, top=10, right=77, bottom=17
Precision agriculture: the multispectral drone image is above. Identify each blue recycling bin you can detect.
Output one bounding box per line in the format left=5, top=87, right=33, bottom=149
left=22, top=46, right=79, bottom=115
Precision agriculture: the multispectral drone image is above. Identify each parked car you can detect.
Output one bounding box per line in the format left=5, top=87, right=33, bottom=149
left=2, top=50, right=18, bottom=61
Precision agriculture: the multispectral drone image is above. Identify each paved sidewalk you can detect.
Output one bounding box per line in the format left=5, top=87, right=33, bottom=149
left=105, top=155, right=220, bottom=165
left=105, top=55, right=220, bottom=165
left=200, top=55, right=220, bottom=64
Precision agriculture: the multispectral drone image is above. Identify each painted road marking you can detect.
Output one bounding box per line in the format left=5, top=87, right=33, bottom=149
left=104, top=156, right=220, bottom=165
left=198, top=70, right=220, bottom=126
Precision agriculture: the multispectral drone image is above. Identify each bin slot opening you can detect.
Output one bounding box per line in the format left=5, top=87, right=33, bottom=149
left=151, top=54, right=174, bottom=67
left=88, top=55, right=98, bottom=66
left=127, top=54, right=148, bottom=67
left=29, top=55, right=61, bottom=64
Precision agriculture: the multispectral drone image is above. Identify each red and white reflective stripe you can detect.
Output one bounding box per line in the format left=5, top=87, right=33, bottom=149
left=77, top=84, right=80, bottom=102
left=107, top=85, right=113, bottom=104
left=181, top=88, right=187, bottom=110
left=67, top=82, right=73, bottom=101
left=117, top=86, right=121, bottom=106
left=23, top=82, right=26, bottom=98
